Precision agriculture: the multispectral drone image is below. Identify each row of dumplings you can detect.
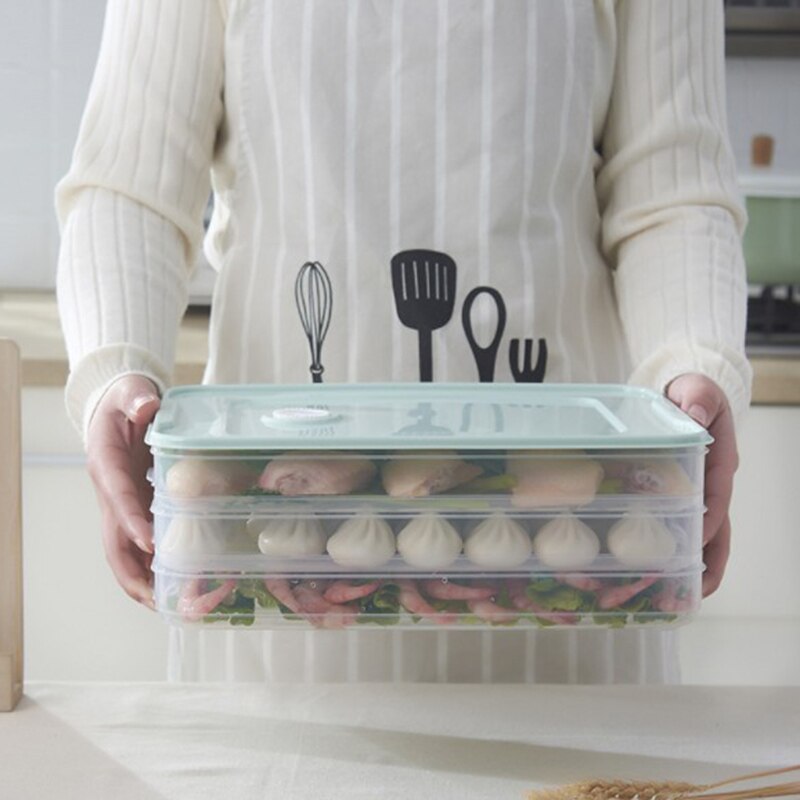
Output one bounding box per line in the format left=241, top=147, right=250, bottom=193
left=160, top=511, right=679, bottom=571
left=163, top=451, right=695, bottom=506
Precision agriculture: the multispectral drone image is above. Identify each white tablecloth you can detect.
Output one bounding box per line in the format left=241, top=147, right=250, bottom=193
left=2, top=683, right=799, bottom=799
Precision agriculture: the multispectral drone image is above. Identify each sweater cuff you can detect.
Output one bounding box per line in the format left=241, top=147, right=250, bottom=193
left=65, top=344, right=172, bottom=444
left=628, top=342, right=753, bottom=426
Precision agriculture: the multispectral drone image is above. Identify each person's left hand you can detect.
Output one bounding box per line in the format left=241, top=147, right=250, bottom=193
left=666, top=373, right=738, bottom=597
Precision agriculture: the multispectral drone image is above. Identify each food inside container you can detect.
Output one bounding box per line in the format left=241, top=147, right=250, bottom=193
left=146, top=383, right=710, bottom=630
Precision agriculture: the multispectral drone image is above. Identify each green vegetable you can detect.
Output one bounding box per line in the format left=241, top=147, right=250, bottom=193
left=527, top=577, right=559, bottom=593
left=526, top=583, right=592, bottom=613
left=456, top=614, right=485, bottom=626
left=203, top=587, right=256, bottom=626
left=357, top=582, right=401, bottom=625
left=592, top=612, right=627, bottom=629
left=598, top=478, right=625, bottom=494
left=632, top=612, right=678, bottom=625
left=430, top=599, right=470, bottom=615
left=237, top=579, right=279, bottom=609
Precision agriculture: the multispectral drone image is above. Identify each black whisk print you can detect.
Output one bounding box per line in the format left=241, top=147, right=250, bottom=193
left=295, top=261, right=333, bottom=383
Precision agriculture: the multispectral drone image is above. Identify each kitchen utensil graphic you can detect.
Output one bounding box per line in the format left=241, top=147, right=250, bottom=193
left=509, top=337, right=548, bottom=383
left=461, top=286, right=507, bottom=382
left=391, top=250, right=457, bottom=382
left=295, top=261, right=333, bottom=383
left=395, top=402, right=453, bottom=437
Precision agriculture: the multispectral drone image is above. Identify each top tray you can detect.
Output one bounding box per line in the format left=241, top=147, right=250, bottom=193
left=145, top=383, right=712, bottom=452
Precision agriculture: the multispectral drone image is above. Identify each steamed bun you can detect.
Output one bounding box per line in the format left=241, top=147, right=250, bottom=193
left=159, top=517, right=254, bottom=557
left=464, top=514, right=531, bottom=568
left=247, top=516, right=327, bottom=557
left=532, top=514, right=600, bottom=570
left=607, top=514, right=676, bottom=568
left=326, top=515, right=396, bottom=568
left=397, top=514, right=462, bottom=569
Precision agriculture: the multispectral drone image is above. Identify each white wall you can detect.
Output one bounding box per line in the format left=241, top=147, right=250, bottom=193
left=0, top=0, right=106, bottom=289
left=1, top=4, right=799, bottom=289
left=726, top=58, right=800, bottom=175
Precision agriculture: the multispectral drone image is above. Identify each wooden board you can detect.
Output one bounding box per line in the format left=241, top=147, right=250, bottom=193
left=0, top=340, right=23, bottom=711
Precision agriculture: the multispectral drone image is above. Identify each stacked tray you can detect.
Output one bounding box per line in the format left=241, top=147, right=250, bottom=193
left=146, top=383, right=710, bottom=630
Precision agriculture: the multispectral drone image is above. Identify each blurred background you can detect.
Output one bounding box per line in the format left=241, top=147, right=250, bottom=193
left=0, top=0, right=799, bottom=685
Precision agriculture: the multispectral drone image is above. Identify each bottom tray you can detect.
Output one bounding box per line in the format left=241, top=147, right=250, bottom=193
left=155, top=570, right=700, bottom=630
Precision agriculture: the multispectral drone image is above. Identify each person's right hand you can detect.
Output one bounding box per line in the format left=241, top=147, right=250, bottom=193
left=86, top=375, right=161, bottom=608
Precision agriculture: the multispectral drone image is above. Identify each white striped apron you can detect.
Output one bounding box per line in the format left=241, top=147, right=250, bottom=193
left=172, top=0, right=679, bottom=684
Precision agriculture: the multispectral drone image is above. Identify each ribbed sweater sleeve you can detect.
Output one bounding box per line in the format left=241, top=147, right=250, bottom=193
left=55, top=0, right=225, bottom=439
left=597, top=0, right=752, bottom=421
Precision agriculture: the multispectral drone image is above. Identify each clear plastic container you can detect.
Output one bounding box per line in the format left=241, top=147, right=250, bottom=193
left=146, top=383, right=710, bottom=630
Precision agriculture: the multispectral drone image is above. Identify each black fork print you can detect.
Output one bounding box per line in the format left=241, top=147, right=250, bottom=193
left=509, top=338, right=548, bottom=383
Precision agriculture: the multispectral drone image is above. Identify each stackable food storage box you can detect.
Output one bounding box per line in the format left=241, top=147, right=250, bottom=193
left=146, top=384, right=710, bottom=631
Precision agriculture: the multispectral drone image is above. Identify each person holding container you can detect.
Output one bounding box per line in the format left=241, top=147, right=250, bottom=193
left=56, top=0, right=749, bottom=683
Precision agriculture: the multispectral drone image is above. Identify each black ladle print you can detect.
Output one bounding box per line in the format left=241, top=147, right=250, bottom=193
left=461, top=286, right=507, bottom=382
left=390, top=250, right=457, bottom=382
left=295, top=261, right=333, bottom=383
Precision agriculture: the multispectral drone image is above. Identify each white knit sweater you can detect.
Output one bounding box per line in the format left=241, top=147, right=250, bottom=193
left=56, top=0, right=752, bottom=439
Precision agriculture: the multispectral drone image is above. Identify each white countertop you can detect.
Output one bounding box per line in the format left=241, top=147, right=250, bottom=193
left=2, top=683, right=799, bottom=799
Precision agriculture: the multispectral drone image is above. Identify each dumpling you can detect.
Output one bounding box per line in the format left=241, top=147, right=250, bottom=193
left=397, top=514, right=462, bottom=569
left=464, top=514, right=531, bottom=568
left=507, top=452, right=603, bottom=508
left=532, top=514, right=600, bottom=570
left=247, top=516, right=327, bottom=558
left=381, top=451, right=482, bottom=497
left=622, top=460, right=694, bottom=496
left=159, top=517, right=254, bottom=557
left=258, top=452, right=376, bottom=496
left=607, top=514, right=676, bottom=568
left=166, top=458, right=256, bottom=498
left=326, top=515, right=396, bottom=567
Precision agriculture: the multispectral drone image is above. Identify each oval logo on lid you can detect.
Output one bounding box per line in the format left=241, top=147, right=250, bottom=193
left=263, top=407, right=338, bottom=427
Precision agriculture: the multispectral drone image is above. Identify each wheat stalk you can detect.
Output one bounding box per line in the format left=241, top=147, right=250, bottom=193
left=527, top=779, right=697, bottom=799
left=527, top=764, right=800, bottom=800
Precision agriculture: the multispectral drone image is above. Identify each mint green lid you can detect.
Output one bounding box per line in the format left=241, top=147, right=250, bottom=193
left=145, top=383, right=711, bottom=452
